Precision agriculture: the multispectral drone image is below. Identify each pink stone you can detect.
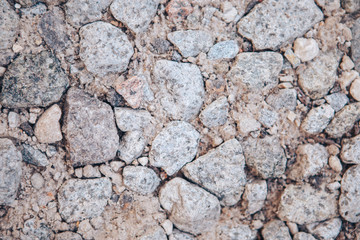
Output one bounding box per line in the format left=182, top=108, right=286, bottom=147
left=115, top=76, right=144, bottom=109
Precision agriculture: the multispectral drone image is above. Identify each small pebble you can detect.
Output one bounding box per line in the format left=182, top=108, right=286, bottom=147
left=83, top=165, right=101, bottom=178
left=138, top=157, right=149, bottom=166
left=341, top=55, right=355, bottom=70
left=31, top=173, right=44, bottom=190
left=350, top=78, right=360, bottom=101
left=0, top=67, right=6, bottom=77
left=326, top=144, right=340, bottom=156
left=8, top=111, right=20, bottom=128
left=110, top=161, right=124, bottom=172
left=293, top=38, right=319, bottom=62
left=74, top=168, right=83, bottom=178
left=329, top=156, right=342, bottom=172
left=287, top=222, right=299, bottom=235
left=327, top=182, right=341, bottom=192
left=161, top=219, right=173, bottom=235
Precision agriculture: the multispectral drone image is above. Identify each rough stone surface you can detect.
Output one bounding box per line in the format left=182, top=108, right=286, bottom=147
left=242, top=136, right=287, bottom=179
left=170, top=229, right=195, bottom=240
left=138, top=225, right=167, bottom=240
left=343, top=0, right=360, bottom=12
left=237, top=0, right=323, bottom=50
left=79, top=21, right=134, bottom=76
left=110, top=0, right=160, bottom=34
left=22, top=144, right=49, bottom=167
left=262, top=220, right=292, bottom=240
left=115, top=76, right=144, bottom=109
left=149, top=121, right=199, bottom=175
left=325, top=92, right=349, bottom=112
left=166, top=0, right=193, bottom=22
left=228, top=52, right=283, bottom=91
left=159, top=177, right=221, bottom=235
left=114, top=108, right=152, bottom=132
left=34, top=104, right=63, bottom=143
left=153, top=60, right=205, bottom=121
left=58, top=178, right=112, bottom=223
left=300, top=104, right=334, bottom=134
left=293, top=232, right=316, bottom=240
left=123, top=166, right=160, bottom=195
left=265, top=89, right=297, bottom=111
left=307, top=218, right=342, bottom=240
left=55, top=232, right=82, bottom=240
left=167, top=30, right=213, bottom=57
left=278, top=183, right=338, bottom=224
left=298, top=50, right=341, bottom=99
left=293, top=38, right=319, bottom=62
left=341, top=134, right=360, bottom=164
left=0, top=51, right=69, bottom=108
left=353, top=19, right=360, bottom=72
left=199, top=96, right=229, bottom=128
left=63, top=87, right=119, bottom=166
left=339, top=165, right=360, bottom=222
left=0, top=138, right=22, bottom=205
left=31, top=172, right=44, bottom=190
left=207, top=40, right=239, bottom=60
left=118, top=131, right=146, bottom=164
left=242, top=180, right=267, bottom=215
left=259, top=108, right=278, bottom=128
left=350, top=78, right=360, bottom=101
left=198, top=222, right=257, bottom=240
left=182, top=139, right=246, bottom=206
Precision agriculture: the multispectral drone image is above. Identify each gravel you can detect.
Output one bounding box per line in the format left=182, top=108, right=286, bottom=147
left=199, top=96, right=229, bottom=128
left=265, top=89, right=297, bottom=111
left=293, top=232, right=316, bottom=240
left=306, top=218, right=342, bottom=240
left=123, top=166, right=160, bottom=195
left=352, top=18, right=360, bottom=72
left=262, top=220, right=292, bottom=240
left=114, top=108, right=152, bottom=132
left=300, top=104, right=334, bottom=134
left=325, top=92, right=349, bottom=112
left=22, top=144, right=49, bottom=167
left=340, top=134, right=360, bottom=164
left=118, top=130, right=146, bottom=164
left=34, top=104, right=63, bottom=143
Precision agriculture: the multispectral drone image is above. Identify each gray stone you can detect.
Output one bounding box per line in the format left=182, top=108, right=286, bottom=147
left=149, top=121, right=199, bottom=176
left=228, top=52, right=283, bottom=91
left=199, top=96, right=229, bottom=128
left=138, top=226, right=167, bottom=240
left=79, top=21, right=134, bottom=76
left=15, top=0, right=39, bottom=6
left=207, top=40, right=239, bottom=60
left=237, top=0, right=323, bottom=50
left=118, top=130, right=146, bottom=164
left=339, top=165, right=360, bottom=222
left=0, top=138, right=22, bottom=205
left=55, top=232, right=82, bottom=240
left=22, top=218, right=53, bottom=240
left=266, top=89, right=297, bottom=111
left=242, top=136, right=287, bottom=179
left=167, top=30, right=213, bottom=57
left=242, top=180, right=267, bottom=215
left=301, top=104, right=334, bottom=134
left=288, top=143, right=329, bottom=180
left=123, top=166, right=160, bottom=195
left=278, top=183, right=338, bottom=225
left=22, top=144, right=49, bottom=167
left=325, top=102, right=360, bottom=138
left=65, top=0, right=112, bottom=28
left=110, top=0, right=160, bottom=34
left=306, top=218, right=342, bottom=240
left=114, top=108, right=152, bottom=132
left=153, top=60, right=205, bottom=121
left=262, top=220, right=291, bottom=240
left=325, top=92, right=349, bottom=112
left=21, top=2, right=47, bottom=16
left=198, top=222, right=257, bottom=240
left=63, top=87, right=119, bottom=167
left=343, top=0, right=360, bottom=12
left=182, top=139, right=246, bottom=206
left=293, top=232, right=316, bottom=240
left=159, top=177, right=221, bottom=235
left=298, top=50, right=341, bottom=99
left=0, top=51, right=69, bottom=108
left=31, top=172, right=44, bottom=190
left=352, top=18, right=360, bottom=72
left=170, top=229, right=195, bottom=240
left=259, top=108, right=278, bottom=127
left=58, top=178, right=112, bottom=223
left=341, top=134, right=360, bottom=164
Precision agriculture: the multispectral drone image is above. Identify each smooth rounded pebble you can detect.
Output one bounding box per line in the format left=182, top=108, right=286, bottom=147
left=207, top=40, right=239, bottom=60
left=35, top=104, right=63, bottom=143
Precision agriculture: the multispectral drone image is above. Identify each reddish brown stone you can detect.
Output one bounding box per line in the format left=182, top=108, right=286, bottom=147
left=115, top=76, right=144, bottom=109
left=166, top=0, right=193, bottom=22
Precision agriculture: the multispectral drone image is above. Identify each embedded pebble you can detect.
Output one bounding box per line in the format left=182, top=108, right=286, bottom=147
left=324, top=92, right=349, bottom=112
left=123, top=166, right=160, bottom=195
left=138, top=225, right=167, bottom=240
left=55, top=232, right=82, bottom=240
left=341, top=55, right=355, bottom=70
left=236, top=113, right=261, bottom=136
left=306, top=218, right=342, bottom=240
left=169, top=229, right=195, bottom=240
left=352, top=18, right=360, bottom=72
left=265, top=89, right=297, bottom=111
left=115, top=76, right=144, bottom=109
left=114, top=108, right=152, bottom=132
left=329, top=156, right=343, bottom=172
left=31, top=173, right=44, bottom=190
left=242, top=180, right=267, bottom=215
left=8, top=111, right=20, bottom=128
left=207, top=40, right=239, bottom=60
left=199, top=222, right=257, bottom=240
left=22, top=144, right=49, bottom=167
left=166, top=0, right=193, bottom=22
left=300, top=104, right=334, bottom=134
left=161, top=219, right=173, bottom=235
left=293, top=38, right=319, bottom=62
left=34, top=104, right=63, bottom=144
left=118, top=131, right=146, bottom=164
left=262, top=220, right=291, bottom=240
left=258, top=109, right=278, bottom=128
left=343, top=0, right=360, bottom=12
left=341, top=134, right=360, bottom=164
left=199, top=96, right=229, bottom=128
left=293, top=232, right=316, bottom=240
left=82, top=165, right=101, bottom=178
left=350, top=78, right=360, bottom=101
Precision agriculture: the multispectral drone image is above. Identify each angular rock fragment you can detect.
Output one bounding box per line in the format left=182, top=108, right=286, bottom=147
left=242, top=180, right=267, bottom=215
left=114, top=108, right=152, bottom=132
left=262, top=220, right=291, bottom=240
left=22, top=218, right=53, bottom=240
left=350, top=78, right=360, bottom=101
left=265, top=89, right=297, bottom=111
left=301, top=104, right=334, bottom=134
left=199, top=96, right=228, bottom=128
left=207, top=40, right=239, bottom=60
left=123, top=166, right=160, bottom=195
left=159, top=178, right=220, bottom=235
left=34, top=104, right=63, bottom=143
left=166, top=0, right=193, bottom=22
left=341, top=134, right=360, bottom=164
left=22, top=144, right=49, bottom=167
left=183, top=139, right=246, bottom=206
left=118, top=131, right=146, bottom=164
left=63, top=87, right=119, bottom=166
left=325, top=92, right=349, bottom=112
left=149, top=121, right=199, bottom=175
left=115, top=76, right=144, bottom=109
left=306, top=218, right=342, bottom=240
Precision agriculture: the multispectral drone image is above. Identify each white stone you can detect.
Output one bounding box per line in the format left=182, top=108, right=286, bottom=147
left=207, top=41, right=239, bottom=60
left=161, top=220, right=173, bottom=235
left=31, top=173, right=44, bottom=190
left=329, top=156, right=343, bottom=172
left=34, top=104, right=63, bottom=143
left=8, top=111, right=20, bottom=128
left=350, top=78, right=360, bottom=101
left=341, top=134, right=360, bottom=164
left=82, top=165, right=101, bottom=178
left=287, top=222, right=299, bottom=235
left=337, top=70, right=359, bottom=92
left=138, top=157, right=149, bottom=166
left=118, top=130, right=146, bottom=164
left=293, top=38, right=319, bottom=62
left=236, top=114, right=261, bottom=136
left=325, top=92, right=349, bottom=112
left=199, top=96, right=229, bottom=128
left=300, top=104, right=334, bottom=134
left=114, top=108, right=152, bottom=132
left=242, top=180, right=267, bottom=214
left=266, top=89, right=297, bottom=111
left=306, top=218, right=342, bottom=240
left=341, top=55, right=355, bottom=70
left=340, top=165, right=360, bottom=222
left=259, top=109, right=278, bottom=128
left=293, top=232, right=316, bottom=240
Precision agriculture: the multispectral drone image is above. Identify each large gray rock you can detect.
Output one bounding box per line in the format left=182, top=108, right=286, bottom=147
left=0, top=138, right=22, bottom=205
left=110, top=0, right=160, bottom=34
left=63, top=87, right=119, bottom=167
left=262, top=220, right=291, bottom=240
left=153, top=60, right=205, bottom=121
left=199, top=96, right=229, bottom=128
left=58, top=178, right=112, bottom=223
left=278, top=183, right=338, bottom=224
left=265, top=89, right=297, bottom=111
left=341, top=134, right=360, bottom=164
left=118, top=130, right=146, bottom=164
left=79, top=21, right=134, bottom=76
left=237, top=0, right=323, bottom=50
left=182, top=139, right=246, bottom=206
left=159, top=177, right=221, bottom=235
left=352, top=18, right=360, bottom=72
left=123, top=166, right=160, bottom=195
left=228, top=52, right=283, bottom=92
left=207, top=40, right=239, bottom=60
left=0, top=51, right=69, bottom=108
left=301, top=104, right=334, bottom=134
left=114, top=108, right=152, bottom=132
left=149, top=121, right=199, bottom=175
left=242, top=136, right=287, bottom=179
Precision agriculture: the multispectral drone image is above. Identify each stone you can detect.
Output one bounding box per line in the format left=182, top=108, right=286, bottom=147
left=221, top=2, right=238, bottom=23
left=339, top=165, right=360, bottom=222
left=138, top=226, right=167, bottom=240
left=65, top=0, right=112, bottom=28
left=242, top=180, right=267, bottom=215
left=236, top=113, right=261, bottom=136
left=159, top=177, right=220, bottom=235
left=110, top=0, right=160, bottom=33
left=278, top=183, right=338, bottom=225
left=149, top=121, right=199, bottom=176
left=199, top=96, right=229, bottom=128
left=0, top=138, right=22, bottom=205
left=266, top=89, right=297, bottom=111
left=0, top=51, right=69, bottom=108
left=182, top=139, right=246, bottom=206
left=298, top=50, right=341, bottom=99
left=316, top=0, right=340, bottom=15
left=114, top=108, right=152, bottom=132
left=300, top=104, right=334, bottom=134
left=123, top=166, right=160, bottom=195
left=325, top=92, right=349, bottom=112
left=242, top=136, right=287, bottom=179
left=22, top=218, right=53, bottom=240
left=31, top=172, right=44, bottom=190
left=284, top=48, right=301, bottom=68
left=115, top=76, right=144, bottom=109
left=118, top=131, right=146, bottom=164
left=293, top=232, right=316, bottom=240
left=58, top=178, right=112, bottom=222
left=288, top=143, right=329, bottom=180
left=293, top=38, right=319, bottom=62
left=343, top=0, right=360, bottom=12
left=55, top=232, right=82, bottom=240
left=166, top=0, right=193, bottom=22
left=63, top=87, right=119, bottom=167
left=79, top=21, right=134, bottom=76
left=287, top=222, right=298, bottom=235
left=8, top=112, right=20, bottom=128
left=169, top=229, right=195, bottom=240
left=338, top=70, right=359, bottom=92
left=325, top=102, right=360, bottom=138
left=207, top=40, right=239, bottom=60
left=262, top=220, right=291, bottom=240
left=82, top=165, right=101, bottom=178
left=167, top=30, right=213, bottom=57
left=341, top=135, right=360, bottom=164
left=198, top=222, right=257, bottom=240
left=151, top=38, right=171, bottom=54
left=138, top=157, right=149, bottom=166
left=341, top=55, right=355, bottom=71
left=329, top=156, right=343, bottom=172
left=351, top=19, right=360, bottom=71
left=237, top=0, right=323, bottom=50
left=34, top=104, right=63, bottom=143
left=350, top=78, right=360, bottom=101
left=228, top=52, right=283, bottom=91
left=307, top=218, right=342, bottom=240
left=259, top=109, right=278, bottom=128
left=153, top=60, right=205, bottom=121
left=22, top=144, right=49, bottom=167
left=161, top=219, right=173, bottom=235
